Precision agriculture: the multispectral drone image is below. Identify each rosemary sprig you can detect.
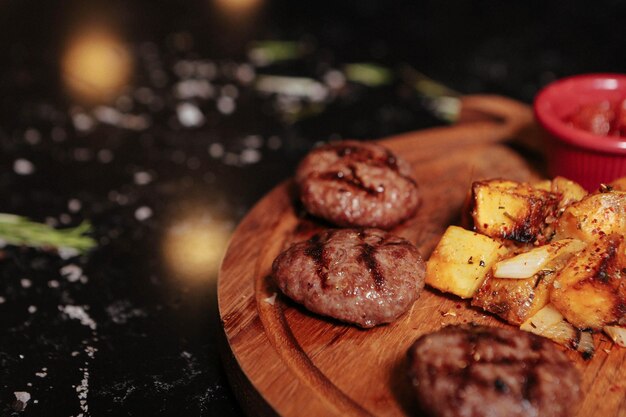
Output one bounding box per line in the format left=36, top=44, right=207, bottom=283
left=248, top=41, right=302, bottom=66
left=400, top=65, right=462, bottom=123
left=344, top=63, right=393, bottom=87
left=0, top=213, right=96, bottom=254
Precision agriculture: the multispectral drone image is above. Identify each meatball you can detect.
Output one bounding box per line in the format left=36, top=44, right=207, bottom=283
left=408, top=325, right=581, bottom=417
left=296, top=140, right=419, bottom=229
left=272, top=228, right=425, bottom=328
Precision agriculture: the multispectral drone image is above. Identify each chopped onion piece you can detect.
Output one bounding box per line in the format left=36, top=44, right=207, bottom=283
left=521, top=304, right=595, bottom=357
left=521, top=304, right=575, bottom=344
left=604, top=326, right=626, bottom=347
left=494, top=239, right=586, bottom=279
left=577, top=331, right=595, bottom=359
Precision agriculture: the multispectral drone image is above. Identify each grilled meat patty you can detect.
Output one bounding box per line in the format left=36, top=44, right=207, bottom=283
left=408, top=325, right=581, bottom=417
left=296, top=140, right=419, bottom=229
left=272, top=228, right=425, bottom=328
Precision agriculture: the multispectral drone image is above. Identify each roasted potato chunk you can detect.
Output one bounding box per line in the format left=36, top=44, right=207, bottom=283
left=551, top=176, right=587, bottom=209
left=473, top=239, right=584, bottom=325
left=521, top=304, right=595, bottom=357
left=609, top=176, right=626, bottom=191
left=472, top=270, right=554, bottom=325
left=554, top=190, right=626, bottom=242
left=470, top=179, right=559, bottom=244
left=532, top=179, right=552, bottom=191
left=533, top=177, right=586, bottom=209
left=551, top=234, right=626, bottom=329
left=426, top=226, right=508, bottom=298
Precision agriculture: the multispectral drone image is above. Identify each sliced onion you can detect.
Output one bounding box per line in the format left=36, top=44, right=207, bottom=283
left=604, top=326, right=626, bottom=347
left=521, top=304, right=596, bottom=357
left=577, top=331, right=595, bottom=359
left=520, top=304, right=576, bottom=345
left=493, top=239, right=586, bottom=279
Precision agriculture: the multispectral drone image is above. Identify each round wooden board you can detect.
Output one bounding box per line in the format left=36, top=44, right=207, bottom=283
left=218, top=96, right=626, bottom=417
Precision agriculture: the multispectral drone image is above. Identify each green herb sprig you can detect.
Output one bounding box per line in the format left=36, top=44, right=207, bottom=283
left=0, top=213, right=96, bottom=254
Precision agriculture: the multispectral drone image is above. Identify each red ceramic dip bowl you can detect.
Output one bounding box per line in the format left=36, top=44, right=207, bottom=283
left=534, top=73, right=626, bottom=191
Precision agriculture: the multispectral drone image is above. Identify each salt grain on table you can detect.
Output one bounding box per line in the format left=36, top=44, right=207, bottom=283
left=240, top=149, right=261, bottom=165
left=216, top=96, right=235, bottom=115
left=175, top=79, right=214, bottom=99
left=68, top=199, right=82, bottom=213
left=97, top=149, right=114, bottom=163
left=13, top=159, right=35, bottom=175
left=59, top=305, right=97, bottom=330
left=13, top=391, right=31, bottom=411
left=135, top=206, right=153, bottom=221
left=235, top=63, right=255, bottom=83
left=208, top=143, right=224, bottom=158
left=176, top=102, right=204, bottom=127
left=324, top=69, right=347, bottom=89
left=94, top=106, right=121, bottom=125
left=24, top=128, right=41, bottom=145
left=58, top=247, right=80, bottom=260
left=60, top=264, right=83, bottom=282
left=72, top=113, right=95, bottom=132
left=243, top=135, right=263, bottom=148
left=133, top=171, right=153, bottom=185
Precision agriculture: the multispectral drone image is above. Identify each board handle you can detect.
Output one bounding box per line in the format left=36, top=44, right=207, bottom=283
left=459, top=95, right=532, bottom=129
left=381, top=94, right=541, bottom=155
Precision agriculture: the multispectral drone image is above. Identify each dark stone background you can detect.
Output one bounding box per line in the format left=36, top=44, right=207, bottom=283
left=0, top=1, right=625, bottom=416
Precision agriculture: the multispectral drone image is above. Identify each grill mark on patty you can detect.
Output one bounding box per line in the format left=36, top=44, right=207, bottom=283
left=409, top=326, right=580, bottom=417
left=384, top=149, right=399, bottom=171
left=453, top=329, right=546, bottom=404
left=334, top=144, right=399, bottom=172
left=521, top=370, right=538, bottom=402
left=318, top=165, right=383, bottom=196
left=304, top=233, right=332, bottom=288
left=357, top=243, right=385, bottom=289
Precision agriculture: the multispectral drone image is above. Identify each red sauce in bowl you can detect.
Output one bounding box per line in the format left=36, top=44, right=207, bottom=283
left=534, top=74, right=626, bottom=191
left=567, top=98, right=626, bottom=137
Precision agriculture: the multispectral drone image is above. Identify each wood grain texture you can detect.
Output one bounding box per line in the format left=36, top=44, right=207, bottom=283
left=218, top=95, right=626, bottom=417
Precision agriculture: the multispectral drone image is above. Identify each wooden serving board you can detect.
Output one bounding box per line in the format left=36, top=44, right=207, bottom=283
left=218, top=95, right=626, bottom=417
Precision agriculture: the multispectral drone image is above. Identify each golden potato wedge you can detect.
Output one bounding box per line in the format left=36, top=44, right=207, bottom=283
left=554, top=190, right=626, bottom=242
left=470, top=179, right=560, bottom=244
left=473, top=239, right=585, bottom=325
left=426, top=226, right=508, bottom=298
left=551, top=234, right=626, bottom=329
left=551, top=176, right=587, bottom=209
left=533, top=179, right=552, bottom=191
left=533, top=177, right=586, bottom=210
left=609, top=176, right=626, bottom=191
left=472, top=270, right=554, bottom=325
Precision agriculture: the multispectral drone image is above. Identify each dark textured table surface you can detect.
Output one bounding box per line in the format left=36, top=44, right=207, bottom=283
left=1, top=1, right=626, bottom=416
